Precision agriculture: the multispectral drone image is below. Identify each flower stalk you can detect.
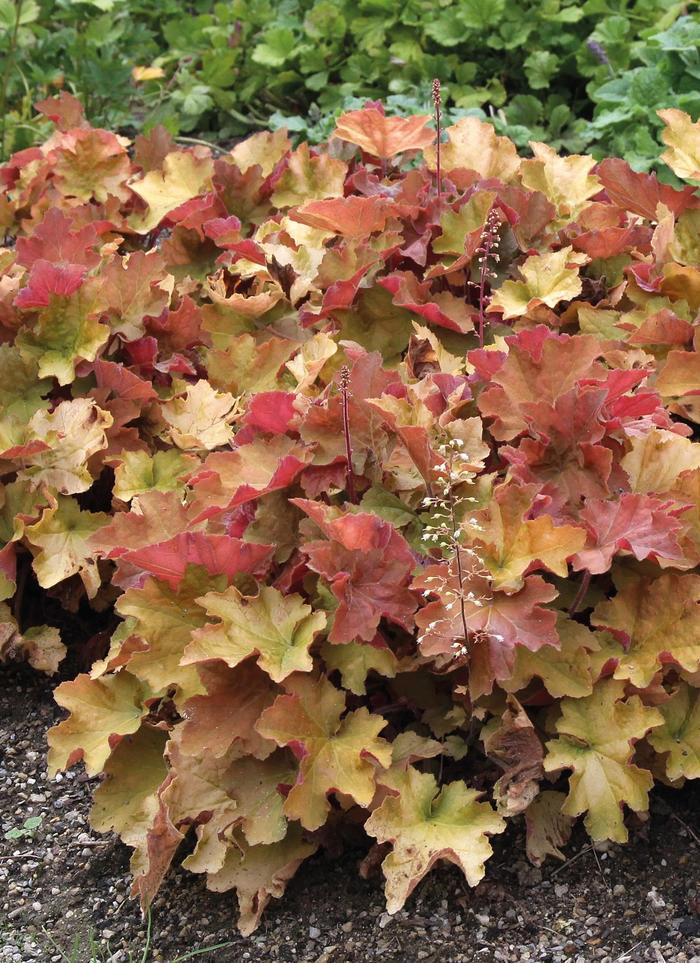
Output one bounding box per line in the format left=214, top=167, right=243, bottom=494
left=419, top=438, right=491, bottom=658
left=339, top=366, right=356, bottom=503
left=475, top=207, right=502, bottom=347
left=432, top=78, right=442, bottom=208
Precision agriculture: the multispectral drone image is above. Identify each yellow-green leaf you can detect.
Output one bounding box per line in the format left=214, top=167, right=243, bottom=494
left=647, top=682, right=700, bottom=781
left=184, top=585, right=326, bottom=683
left=543, top=679, right=663, bottom=842
left=365, top=766, right=505, bottom=914
left=490, top=247, right=585, bottom=321
left=128, top=150, right=215, bottom=234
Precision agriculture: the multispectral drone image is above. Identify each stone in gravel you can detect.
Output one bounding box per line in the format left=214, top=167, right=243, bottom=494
left=646, top=888, right=667, bottom=911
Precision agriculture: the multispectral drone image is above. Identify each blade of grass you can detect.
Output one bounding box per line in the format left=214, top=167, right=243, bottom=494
left=41, top=927, right=84, bottom=963
left=171, top=940, right=238, bottom=961
left=139, top=910, right=153, bottom=963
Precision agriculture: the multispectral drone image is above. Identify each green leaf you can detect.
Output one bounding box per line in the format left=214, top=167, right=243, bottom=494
left=359, top=487, right=417, bottom=529
left=252, top=28, right=297, bottom=68
left=524, top=51, right=561, bottom=90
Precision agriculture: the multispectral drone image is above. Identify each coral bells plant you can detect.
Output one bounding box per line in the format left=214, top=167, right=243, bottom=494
left=2, top=92, right=700, bottom=933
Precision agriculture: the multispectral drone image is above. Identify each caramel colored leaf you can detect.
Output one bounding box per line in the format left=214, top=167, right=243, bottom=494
left=17, top=399, right=112, bottom=495
left=271, top=142, right=347, bottom=207
left=424, top=116, right=519, bottom=181
left=161, top=380, right=240, bottom=451
left=490, top=247, right=585, bottom=320
left=256, top=673, right=391, bottom=830
left=25, top=496, right=107, bottom=598
left=502, top=615, right=616, bottom=699
left=179, top=662, right=277, bottom=761
left=520, top=143, right=600, bottom=220
left=231, top=128, right=291, bottom=177
left=113, top=568, right=220, bottom=702
left=659, top=108, right=700, bottom=181
left=622, top=428, right=700, bottom=494
left=524, top=790, right=574, bottom=866
left=591, top=572, right=700, bottom=688
left=224, top=751, right=294, bottom=846
left=333, top=108, right=434, bottom=159
left=656, top=349, right=700, bottom=399
left=472, top=484, right=587, bottom=591
left=90, top=726, right=168, bottom=847
left=48, top=672, right=148, bottom=776
left=206, top=826, right=317, bottom=936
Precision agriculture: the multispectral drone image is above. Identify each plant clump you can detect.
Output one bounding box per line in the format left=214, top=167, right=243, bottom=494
left=1, top=94, right=700, bottom=934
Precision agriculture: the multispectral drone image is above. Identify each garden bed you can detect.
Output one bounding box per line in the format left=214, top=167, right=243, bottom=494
left=2, top=664, right=698, bottom=963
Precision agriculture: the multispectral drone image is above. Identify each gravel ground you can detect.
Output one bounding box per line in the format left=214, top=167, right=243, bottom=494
left=1, top=663, right=699, bottom=963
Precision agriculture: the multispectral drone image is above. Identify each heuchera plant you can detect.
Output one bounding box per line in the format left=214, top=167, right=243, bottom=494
left=1, top=92, right=700, bottom=934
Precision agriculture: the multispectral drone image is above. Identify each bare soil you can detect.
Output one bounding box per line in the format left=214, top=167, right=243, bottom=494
left=1, top=664, right=699, bottom=963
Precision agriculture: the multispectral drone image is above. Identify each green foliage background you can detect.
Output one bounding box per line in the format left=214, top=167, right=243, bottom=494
left=2, top=0, right=700, bottom=171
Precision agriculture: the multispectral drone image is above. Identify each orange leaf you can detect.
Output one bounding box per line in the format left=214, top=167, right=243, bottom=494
left=291, top=195, right=392, bottom=238
left=333, top=108, right=434, bottom=160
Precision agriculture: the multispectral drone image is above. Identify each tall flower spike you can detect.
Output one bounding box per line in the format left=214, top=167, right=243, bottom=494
left=339, top=366, right=356, bottom=503
left=419, top=437, right=492, bottom=660
left=475, top=207, right=502, bottom=347
left=432, top=78, right=442, bottom=208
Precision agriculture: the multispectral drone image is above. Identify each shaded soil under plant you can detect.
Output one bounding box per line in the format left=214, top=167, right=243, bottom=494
left=1, top=663, right=698, bottom=963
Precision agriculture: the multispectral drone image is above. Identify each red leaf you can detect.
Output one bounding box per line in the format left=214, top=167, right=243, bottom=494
left=502, top=385, right=613, bottom=501
left=15, top=259, right=87, bottom=308
left=189, top=437, right=314, bottom=523
left=597, top=158, right=700, bottom=220
left=242, top=391, right=298, bottom=435
left=93, top=359, right=158, bottom=403
left=572, top=494, right=686, bottom=574
left=625, top=309, right=693, bottom=348
left=292, top=500, right=417, bottom=643
left=120, top=533, right=273, bottom=587
left=414, top=561, right=559, bottom=698
left=34, top=92, right=86, bottom=130
left=153, top=296, right=205, bottom=351
left=477, top=329, right=605, bottom=441
left=571, top=225, right=651, bottom=258
left=15, top=209, right=100, bottom=269
left=379, top=271, right=474, bottom=333
left=90, top=491, right=193, bottom=558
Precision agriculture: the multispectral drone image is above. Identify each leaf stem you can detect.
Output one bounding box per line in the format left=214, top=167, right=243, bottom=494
left=569, top=569, right=591, bottom=616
